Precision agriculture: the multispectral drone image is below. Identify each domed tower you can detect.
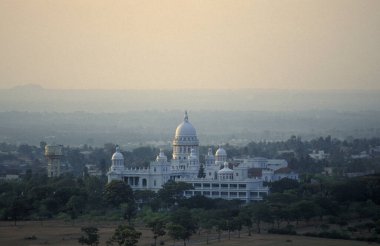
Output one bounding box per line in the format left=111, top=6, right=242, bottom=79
left=172, top=111, right=199, bottom=162
left=188, top=148, right=199, bottom=165
left=107, top=146, right=125, bottom=183
left=110, top=146, right=125, bottom=172
left=218, top=162, right=233, bottom=180
left=156, top=149, right=168, bottom=163
left=205, top=147, right=215, bottom=166
left=215, top=146, right=227, bottom=168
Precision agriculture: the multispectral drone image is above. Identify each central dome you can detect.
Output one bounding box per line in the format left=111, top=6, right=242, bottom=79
left=172, top=111, right=199, bottom=161
left=175, top=121, right=197, bottom=137
left=175, top=111, right=197, bottom=137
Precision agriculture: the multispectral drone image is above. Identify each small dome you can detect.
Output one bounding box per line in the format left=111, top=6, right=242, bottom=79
left=215, top=147, right=227, bottom=156
left=218, top=162, right=233, bottom=173
left=156, top=149, right=167, bottom=161
left=158, top=149, right=166, bottom=158
left=175, top=111, right=197, bottom=137
left=112, top=146, right=124, bottom=160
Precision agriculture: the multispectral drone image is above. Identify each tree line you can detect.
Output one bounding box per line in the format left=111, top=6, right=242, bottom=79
left=1, top=173, right=380, bottom=244
left=2, top=136, right=380, bottom=178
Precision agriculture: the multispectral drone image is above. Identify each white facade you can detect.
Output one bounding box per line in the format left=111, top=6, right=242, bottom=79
left=233, top=157, right=298, bottom=182
left=309, top=150, right=329, bottom=161
left=240, top=157, right=288, bottom=170
left=108, top=112, right=298, bottom=202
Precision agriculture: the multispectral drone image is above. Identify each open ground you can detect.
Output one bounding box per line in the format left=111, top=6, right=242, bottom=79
left=0, top=220, right=373, bottom=246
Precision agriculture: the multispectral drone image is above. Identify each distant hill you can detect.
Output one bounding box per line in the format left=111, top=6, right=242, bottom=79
left=9, top=84, right=45, bottom=91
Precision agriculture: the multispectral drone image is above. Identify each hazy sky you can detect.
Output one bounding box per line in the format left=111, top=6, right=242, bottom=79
left=0, top=0, right=379, bottom=90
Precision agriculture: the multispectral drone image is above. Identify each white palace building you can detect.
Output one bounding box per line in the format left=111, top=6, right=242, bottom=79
left=107, top=112, right=298, bottom=202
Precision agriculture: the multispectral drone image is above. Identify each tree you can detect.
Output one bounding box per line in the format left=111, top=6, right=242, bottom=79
left=146, top=213, right=167, bottom=246
left=120, top=202, right=137, bottom=225
left=84, top=176, right=106, bottom=210
left=179, top=195, right=215, bottom=210
left=107, top=225, right=141, bottom=246
left=293, top=200, right=319, bottom=222
left=36, top=204, right=51, bottom=225
left=214, top=219, right=225, bottom=242
left=269, top=178, right=299, bottom=193
left=167, top=223, right=187, bottom=246
left=197, top=164, right=206, bottom=178
left=134, top=190, right=157, bottom=209
left=167, top=208, right=198, bottom=246
left=157, top=180, right=193, bottom=208
left=99, top=159, right=108, bottom=175
left=66, top=195, right=85, bottom=220
left=231, top=217, right=243, bottom=238
left=9, top=197, right=27, bottom=225
left=104, top=181, right=134, bottom=207
left=78, top=226, right=99, bottom=246
left=104, top=181, right=137, bottom=223
left=331, top=179, right=368, bottom=203
left=250, top=202, right=272, bottom=233
left=266, top=193, right=298, bottom=228
left=239, top=206, right=253, bottom=236
left=198, top=211, right=215, bottom=244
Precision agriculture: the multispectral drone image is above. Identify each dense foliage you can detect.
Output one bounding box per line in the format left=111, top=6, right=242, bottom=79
left=1, top=173, right=380, bottom=243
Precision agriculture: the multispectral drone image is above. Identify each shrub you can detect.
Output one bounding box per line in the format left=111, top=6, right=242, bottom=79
left=78, top=226, right=99, bottom=246
left=355, top=236, right=380, bottom=243
left=24, top=235, right=37, bottom=240
left=303, top=230, right=350, bottom=240
left=319, top=224, right=330, bottom=231
left=347, top=226, right=357, bottom=233
left=268, top=228, right=296, bottom=235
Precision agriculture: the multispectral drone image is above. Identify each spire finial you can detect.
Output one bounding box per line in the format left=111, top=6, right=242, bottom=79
left=184, top=110, right=188, bottom=122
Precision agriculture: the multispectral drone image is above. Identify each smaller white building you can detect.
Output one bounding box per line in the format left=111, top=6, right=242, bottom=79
left=85, top=164, right=103, bottom=177
left=351, top=151, right=370, bottom=159
left=0, top=174, right=20, bottom=181
left=309, top=150, right=329, bottom=161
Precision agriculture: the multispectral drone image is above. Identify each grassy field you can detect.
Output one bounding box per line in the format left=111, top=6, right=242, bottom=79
left=0, top=220, right=373, bottom=246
